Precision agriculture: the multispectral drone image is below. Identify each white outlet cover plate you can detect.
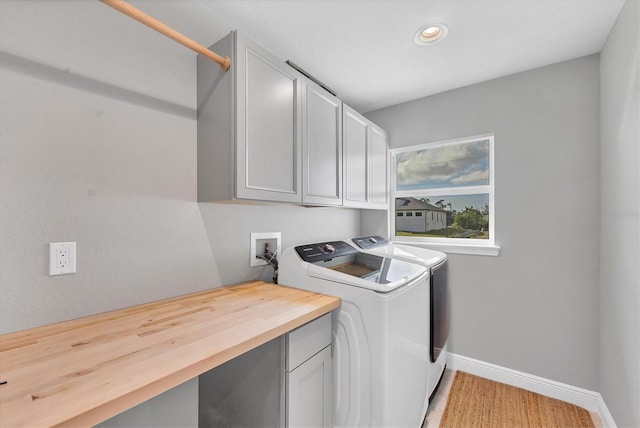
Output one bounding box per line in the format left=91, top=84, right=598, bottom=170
left=250, top=232, right=281, bottom=267
left=49, top=242, right=76, bottom=276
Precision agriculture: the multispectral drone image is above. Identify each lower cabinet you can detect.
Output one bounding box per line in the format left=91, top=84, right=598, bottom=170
left=287, top=347, right=332, bottom=428
left=286, top=314, right=332, bottom=428
left=199, top=314, right=333, bottom=428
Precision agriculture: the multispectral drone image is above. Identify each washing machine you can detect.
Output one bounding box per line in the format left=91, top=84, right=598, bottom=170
left=350, top=236, right=449, bottom=406
left=278, top=240, right=431, bottom=428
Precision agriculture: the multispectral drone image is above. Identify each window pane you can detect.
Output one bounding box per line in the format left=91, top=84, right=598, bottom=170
left=395, top=194, right=489, bottom=239
left=396, top=139, right=490, bottom=190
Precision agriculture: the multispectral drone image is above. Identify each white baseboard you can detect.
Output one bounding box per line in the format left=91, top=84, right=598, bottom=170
left=597, top=394, right=618, bottom=428
left=447, top=352, right=617, bottom=428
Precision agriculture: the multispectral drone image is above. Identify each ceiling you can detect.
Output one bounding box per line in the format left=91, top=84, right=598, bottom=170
left=191, top=0, right=624, bottom=113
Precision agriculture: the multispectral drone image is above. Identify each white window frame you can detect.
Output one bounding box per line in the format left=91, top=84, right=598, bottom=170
left=390, top=134, right=500, bottom=256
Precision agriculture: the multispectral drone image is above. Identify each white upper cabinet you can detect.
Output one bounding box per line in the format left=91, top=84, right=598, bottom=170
left=301, top=81, right=343, bottom=206
left=368, top=123, right=389, bottom=209
left=342, top=104, right=370, bottom=208
left=343, top=105, right=389, bottom=209
left=197, top=31, right=387, bottom=209
left=198, top=31, right=302, bottom=203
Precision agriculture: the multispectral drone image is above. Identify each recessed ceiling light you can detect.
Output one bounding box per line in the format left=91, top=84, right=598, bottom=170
left=415, top=23, right=448, bottom=46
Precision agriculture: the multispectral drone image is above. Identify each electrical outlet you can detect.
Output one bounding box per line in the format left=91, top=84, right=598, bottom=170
left=250, top=232, right=281, bottom=267
left=49, top=242, right=76, bottom=275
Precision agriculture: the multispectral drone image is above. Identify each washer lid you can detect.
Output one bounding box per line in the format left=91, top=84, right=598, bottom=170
left=307, top=251, right=427, bottom=293
left=365, top=244, right=446, bottom=267
left=294, top=240, right=427, bottom=292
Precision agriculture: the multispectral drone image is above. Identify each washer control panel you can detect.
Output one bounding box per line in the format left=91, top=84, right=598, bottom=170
left=351, top=235, right=389, bottom=249
left=295, top=241, right=356, bottom=263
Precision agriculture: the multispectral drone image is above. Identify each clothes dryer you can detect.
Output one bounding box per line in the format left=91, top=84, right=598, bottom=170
left=350, top=236, right=449, bottom=405
left=279, top=240, right=431, bottom=428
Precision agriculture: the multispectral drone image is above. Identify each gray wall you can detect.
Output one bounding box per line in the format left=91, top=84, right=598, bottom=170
left=0, top=0, right=359, bottom=334
left=599, top=1, right=640, bottom=426
left=366, top=55, right=601, bottom=391
left=0, top=0, right=359, bottom=424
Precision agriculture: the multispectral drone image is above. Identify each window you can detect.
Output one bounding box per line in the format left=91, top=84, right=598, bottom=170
left=391, top=135, right=498, bottom=255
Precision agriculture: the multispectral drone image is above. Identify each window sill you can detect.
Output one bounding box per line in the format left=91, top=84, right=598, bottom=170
left=392, top=240, right=501, bottom=256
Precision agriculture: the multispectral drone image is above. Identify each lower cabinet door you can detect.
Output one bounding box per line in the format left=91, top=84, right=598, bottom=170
left=286, top=346, right=332, bottom=428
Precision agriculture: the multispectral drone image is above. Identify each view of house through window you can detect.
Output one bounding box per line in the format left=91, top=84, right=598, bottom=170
left=392, top=136, right=494, bottom=244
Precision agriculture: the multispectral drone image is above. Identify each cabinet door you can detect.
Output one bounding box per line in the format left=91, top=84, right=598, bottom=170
left=286, top=346, right=332, bottom=428
left=368, top=124, right=389, bottom=209
left=236, top=34, right=302, bottom=202
left=342, top=105, right=369, bottom=208
left=302, top=84, right=343, bottom=206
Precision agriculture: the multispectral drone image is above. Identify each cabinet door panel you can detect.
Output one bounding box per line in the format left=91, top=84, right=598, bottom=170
left=286, top=346, right=332, bottom=428
left=342, top=106, right=368, bottom=208
left=236, top=38, right=301, bottom=202
left=303, top=85, right=342, bottom=205
left=369, top=124, right=388, bottom=208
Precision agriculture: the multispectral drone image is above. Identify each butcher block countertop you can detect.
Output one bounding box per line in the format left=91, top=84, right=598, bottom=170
left=0, top=281, right=341, bottom=427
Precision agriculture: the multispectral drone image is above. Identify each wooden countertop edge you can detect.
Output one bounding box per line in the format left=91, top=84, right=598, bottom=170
left=62, top=303, right=340, bottom=427
left=1, top=282, right=341, bottom=428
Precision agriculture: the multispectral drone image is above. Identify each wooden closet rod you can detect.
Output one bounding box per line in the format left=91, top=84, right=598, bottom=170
left=100, top=0, right=230, bottom=70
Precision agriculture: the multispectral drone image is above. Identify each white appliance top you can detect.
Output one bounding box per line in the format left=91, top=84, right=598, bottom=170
left=351, top=235, right=447, bottom=267
left=294, top=241, right=427, bottom=293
